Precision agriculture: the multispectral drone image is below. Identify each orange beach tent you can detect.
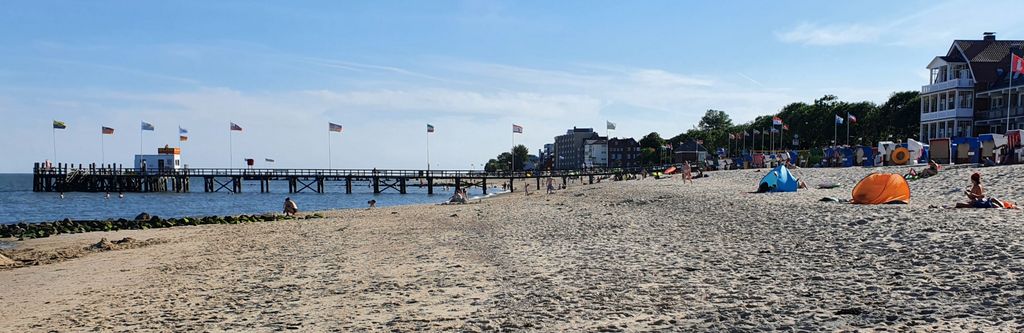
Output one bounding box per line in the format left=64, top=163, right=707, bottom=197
left=851, top=173, right=911, bottom=204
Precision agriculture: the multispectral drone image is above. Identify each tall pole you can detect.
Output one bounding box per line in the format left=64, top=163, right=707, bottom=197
left=846, top=111, right=851, bottom=146
left=52, top=126, right=57, bottom=163
left=101, top=132, right=106, bottom=166
left=426, top=130, right=430, bottom=171
left=328, top=130, right=333, bottom=169
left=833, top=116, right=838, bottom=148
left=510, top=123, right=515, bottom=174
left=140, top=126, right=144, bottom=155
left=229, top=128, right=234, bottom=169
left=1008, top=55, right=1015, bottom=132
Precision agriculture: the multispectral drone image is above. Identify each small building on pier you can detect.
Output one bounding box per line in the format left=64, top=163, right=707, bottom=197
left=135, top=146, right=182, bottom=173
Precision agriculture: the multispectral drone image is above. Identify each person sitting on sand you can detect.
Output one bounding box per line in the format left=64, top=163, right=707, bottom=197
left=956, top=173, right=989, bottom=208
left=907, top=160, right=940, bottom=179
left=283, top=197, right=298, bottom=216
left=449, top=188, right=467, bottom=204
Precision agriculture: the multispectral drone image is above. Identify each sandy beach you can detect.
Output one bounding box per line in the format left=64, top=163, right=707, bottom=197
left=2, top=164, right=1023, bottom=331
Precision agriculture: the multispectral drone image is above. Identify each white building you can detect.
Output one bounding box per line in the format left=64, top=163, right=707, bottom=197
left=582, top=138, right=608, bottom=168
left=921, top=32, right=1024, bottom=141
left=134, top=146, right=182, bottom=173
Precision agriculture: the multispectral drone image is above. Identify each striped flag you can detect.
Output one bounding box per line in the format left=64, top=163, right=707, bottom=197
left=427, top=124, right=435, bottom=133
left=102, top=126, right=115, bottom=135
left=53, top=120, right=67, bottom=129
left=230, top=122, right=243, bottom=131
left=512, top=124, right=523, bottom=133
left=329, top=122, right=343, bottom=132
left=782, top=124, right=789, bottom=131
left=179, top=136, right=188, bottom=142
left=848, top=114, right=857, bottom=123
left=141, top=121, right=155, bottom=131
left=772, top=116, right=783, bottom=126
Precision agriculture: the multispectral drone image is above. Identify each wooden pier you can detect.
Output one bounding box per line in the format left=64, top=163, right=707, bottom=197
left=33, top=162, right=646, bottom=194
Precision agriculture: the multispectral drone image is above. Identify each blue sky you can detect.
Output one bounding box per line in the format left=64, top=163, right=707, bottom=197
left=2, top=0, right=1022, bottom=172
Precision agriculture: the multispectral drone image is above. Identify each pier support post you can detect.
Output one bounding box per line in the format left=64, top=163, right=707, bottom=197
left=482, top=178, right=487, bottom=195
left=427, top=177, right=433, bottom=194
left=345, top=176, right=352, bottom=194
left=373, top=176, right=380, bottom=194
left=399, top=178, right=407, bottom=194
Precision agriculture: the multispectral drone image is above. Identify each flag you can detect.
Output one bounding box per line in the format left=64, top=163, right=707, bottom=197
left=606, top=121, right=616, bottom=130
left=179, top=126, right=188, bottom=134
left=427, top=124, right=435, bottom=133
left=102, top=126, right=114, bottom=135
left=753, top=129, right=761, bottom=134
left=329, top=122, right=343, bottom=132
left=848, top=114, right=857, bottom=123
left=772, top=116, right=783, bottom=126
left=141, top=121, right=154, bottom=131
left=53, top=120, right=67, bottom=129
left=696, top=140, right=704, bottom=145
left=512, top=124, right=523, bottom=133
left=782, top=124, right=789, bottom=131
left=762, top=129, right=768, bottom=135
left=835, top=115, right=844, bottom=124
left=744, top=131, right=750, bottom=137
left=265, top=158, right=275, bottom=163
left=1013, top=53, right=1024, bottom=74
left=770, top=128, right=779, bottom=133
left=179, top=136, right=188, bottom=142
left=230, top=122, right=243, bottom=131
left=728, top=133, right=734, bottom=140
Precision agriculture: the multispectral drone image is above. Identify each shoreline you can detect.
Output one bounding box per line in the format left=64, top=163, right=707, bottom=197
left=2, top=166, right=1022, bottom=331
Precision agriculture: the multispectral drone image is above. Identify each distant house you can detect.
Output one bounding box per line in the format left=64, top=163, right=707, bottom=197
left=921, top=32, right=1024, bottom=141
left=672, top=140, right=708, bottom=164
left=607, top=137, right=640, bottom=168
left=582, top=138, right=609, bottom=168
left=554, top=127, right=600, bottom=169
left=134, top=145, right=182, bottom=173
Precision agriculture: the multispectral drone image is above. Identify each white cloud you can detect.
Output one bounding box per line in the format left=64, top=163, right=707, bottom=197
left=777, top=0, right=1024, bottom=47
left=776, top=23, right=882, bottom=46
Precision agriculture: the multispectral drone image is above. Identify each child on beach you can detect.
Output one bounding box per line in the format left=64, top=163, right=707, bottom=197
left=682, top=162, right=693, bottom=183
left=956, top=173, right=988, bottom=208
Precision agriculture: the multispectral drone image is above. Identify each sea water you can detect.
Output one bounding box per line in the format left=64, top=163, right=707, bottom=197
left=0, top=174, right=502, bottom=225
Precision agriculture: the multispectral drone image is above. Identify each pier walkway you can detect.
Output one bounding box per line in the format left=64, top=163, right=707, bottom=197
left=32, top=162, right=650, bottom=194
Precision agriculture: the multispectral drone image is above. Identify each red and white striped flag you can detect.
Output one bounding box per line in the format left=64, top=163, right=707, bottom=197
left=512, top=124, right=523, bottom=133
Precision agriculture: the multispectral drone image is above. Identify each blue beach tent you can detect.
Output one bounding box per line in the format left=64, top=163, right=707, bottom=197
left=757, top=165, right=799, bottom=193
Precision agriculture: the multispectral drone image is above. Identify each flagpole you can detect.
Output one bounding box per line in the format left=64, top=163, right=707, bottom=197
left=229, top=126, right=234, bottom=169
left=101, top=132, right=106, bottom=166
left=834, top=116, right=838, bottom=148
left=1008, top=55, right=1015, bottom=132
left=140, top=126, right=144, bottom=155
left=426, top=129, right=430, bottom=172
left=510, top=123, right=515, bottom=174
left=52, top=125, right=57, bottom=164
left=328, top=130, right=333, bottom=169
left=846, top=112, right=851, bottom=146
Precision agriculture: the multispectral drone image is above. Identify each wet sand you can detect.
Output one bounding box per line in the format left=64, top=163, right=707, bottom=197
left=2, top=164, right=1023, bottom=331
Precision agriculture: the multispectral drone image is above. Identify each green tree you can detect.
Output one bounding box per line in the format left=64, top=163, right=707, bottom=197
left=698, top=109, right=733, bottom=132
left=638, top=132, right=666, bottom=150
left=483, top=144, right=530, bottom=172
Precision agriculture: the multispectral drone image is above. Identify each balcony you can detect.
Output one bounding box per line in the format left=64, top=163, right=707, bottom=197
left=920, top=107, right=973, bottom=122
left=975, top=106, right=1024, bottom=122
left=921, top=78, right=973, bottom=94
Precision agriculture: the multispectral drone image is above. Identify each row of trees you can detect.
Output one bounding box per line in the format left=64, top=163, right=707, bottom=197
left=632, top=91, right=921, bottom=164
left=483, top=91, right=921, bottom=168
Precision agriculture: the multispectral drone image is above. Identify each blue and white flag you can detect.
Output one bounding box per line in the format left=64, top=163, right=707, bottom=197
left=835, top=115, right=844, bottom=124
left=141, top=121, right=155, bottom=131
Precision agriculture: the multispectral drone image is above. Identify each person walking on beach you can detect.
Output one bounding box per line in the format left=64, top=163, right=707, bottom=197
left=956, top=173, right=988, bottom=208
left=283, top=197, right=299, bottom=216
left=682, top=162, right=693, bottom=184
left=546, top=177, right=555, bottom=194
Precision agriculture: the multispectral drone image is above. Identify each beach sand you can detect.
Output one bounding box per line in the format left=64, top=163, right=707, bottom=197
left=2, top=165, right=1023, bottom=331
